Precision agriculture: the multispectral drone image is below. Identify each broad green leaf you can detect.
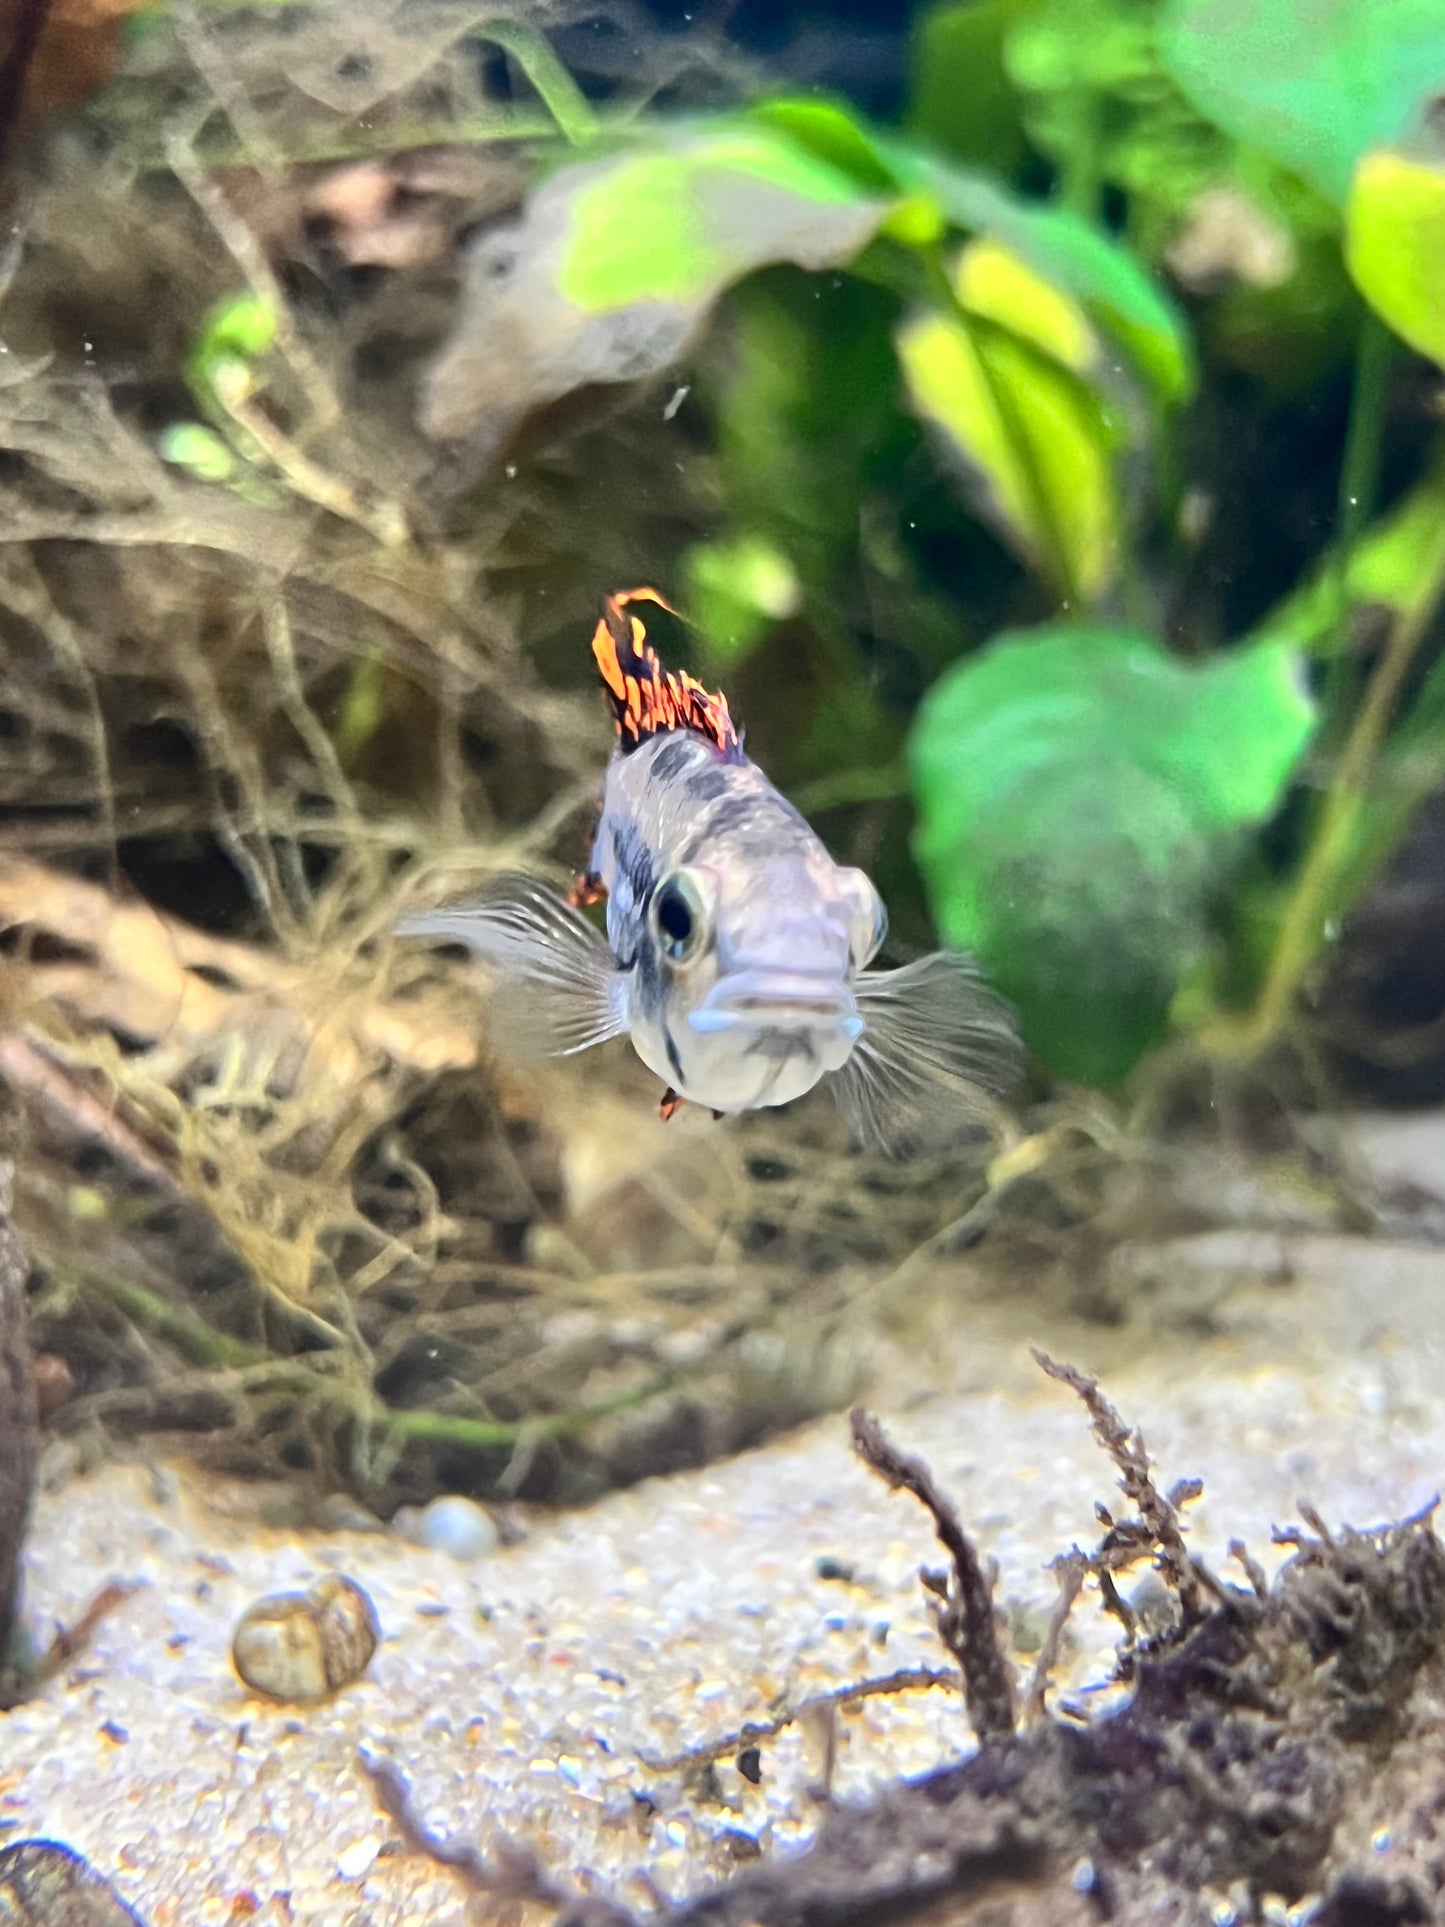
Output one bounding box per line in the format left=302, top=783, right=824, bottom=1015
left=422, top=123, right=888, bottom=445
left=882, top=147, right=1196, bottom=402
left=1158, top=0, right=1445, bottom=207
left=557, top=130, right=881, bottom=312
left=898, top=296, right=1120, bottom=601
left=909, top=626, right=1317, bottom=1082
left=1346, top=149, right=1445, bottom=368
left=747, top=98, right=1192, bottom=403
left=907, top=0, right=1034, bottom=174
left=956, top=239, right=1099, bottom=374
left=747, top=97, right=902, bottom=193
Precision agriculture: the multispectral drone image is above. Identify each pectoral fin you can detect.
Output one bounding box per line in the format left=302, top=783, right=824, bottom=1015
left=398, top=875, right=631, bottom=1056
left=831, top=951, right=1021, bottom=1154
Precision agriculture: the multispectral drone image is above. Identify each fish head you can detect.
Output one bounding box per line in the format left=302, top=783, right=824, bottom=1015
left=628, top=851, right=887, bottom=1113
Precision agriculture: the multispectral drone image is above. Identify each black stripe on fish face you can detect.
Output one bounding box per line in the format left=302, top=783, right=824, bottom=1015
left=612, top=817, right=655, bottom=910
left=649, top=737, right=696, bottom=785
left=682, top=766, right=732, bottom=805
left=676, top=791, right=768, bottom=867
left=664, top=1021, right=685, bottom=1087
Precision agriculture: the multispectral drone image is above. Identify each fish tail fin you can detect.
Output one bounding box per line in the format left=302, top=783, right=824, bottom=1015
left=591, top=588, right=740, bottom=759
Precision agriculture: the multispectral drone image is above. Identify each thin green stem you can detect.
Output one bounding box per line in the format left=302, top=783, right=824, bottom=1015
left=790, top=761, right=907, bottom=814
left=78, top=1269, right=270, bottom=1370
left=379, top=1373, right=675, bottom=1450
left=1321, top=313, right=1396, bottom=727
left=1210, top=538, right=1445, bottom=1058
left=480, top=18, right=599, bottom=146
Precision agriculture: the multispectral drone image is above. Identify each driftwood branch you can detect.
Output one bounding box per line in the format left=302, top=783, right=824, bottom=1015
left=850, top=1406, right=1016, bottom=1739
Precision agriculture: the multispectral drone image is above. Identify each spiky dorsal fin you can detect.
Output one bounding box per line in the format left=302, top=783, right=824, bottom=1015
left=591, top=588, right=740, bottom=759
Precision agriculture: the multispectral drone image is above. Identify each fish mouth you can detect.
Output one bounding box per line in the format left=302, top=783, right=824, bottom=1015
left=687, top=969, right=862, bottom=1040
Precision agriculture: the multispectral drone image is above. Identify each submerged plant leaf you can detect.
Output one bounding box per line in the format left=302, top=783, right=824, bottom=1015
left=890, top=150, right=1196, bottom=404
left=186, top=293, right=278, bottom=414
left=898, top=260, right=1121, bottom=601
left=1346, top=149, right=1445, bottom=369
left=556, top=130, right=880, bottom=311
left=909, top=625, right=1317, bottom=1082
left=906, top=0, right=1034, bottom=175
left=1158, top=0, right=1445, bottom=206
left=422, top=123, right=888, bottom=449
left=681, top=533, right=801, bottom=666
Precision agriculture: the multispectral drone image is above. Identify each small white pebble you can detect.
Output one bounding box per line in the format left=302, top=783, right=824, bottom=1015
left=417, top=1495, right=501, bottom=1562
left=336, top=1836, right=380, bottom=1880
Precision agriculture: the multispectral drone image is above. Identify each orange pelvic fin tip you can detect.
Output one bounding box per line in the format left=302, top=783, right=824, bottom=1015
left=591, top=588, right=740, bottom=760
left=659, top=1087, right=684, bottom=1122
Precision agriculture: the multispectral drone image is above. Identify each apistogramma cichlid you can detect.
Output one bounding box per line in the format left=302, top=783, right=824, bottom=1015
left=399, top=590, right=1020, bottom=1150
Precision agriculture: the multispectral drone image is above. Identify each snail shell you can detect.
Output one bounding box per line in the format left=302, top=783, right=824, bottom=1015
left=231, top=1574, right=379, bottom=1703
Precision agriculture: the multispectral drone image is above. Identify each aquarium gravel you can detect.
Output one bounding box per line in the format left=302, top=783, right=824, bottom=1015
left=3, top=1230, right=1444, bottom=1925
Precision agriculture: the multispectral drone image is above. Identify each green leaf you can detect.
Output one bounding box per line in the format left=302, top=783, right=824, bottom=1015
left=1158, top=0, right=1445, bottom=207
left=557, top=127, right=885, bottom=312
left=681, top=533, right=801, bottom=666
left=909, top=625, right=1317, bottom=1082
left=881, top=147, right=1196, bottom=403
left=1346, top=148, right=1445, bottom=368
left=423, top=120, right=892, bottom=446
left=187, top=293, right=278, bottom=412
left=1253, top=449, right=1445, bottom=653
left=704, top=271, right=912, bottom=586
left=898, top=296, right=1122, bottom=601
left=907, top=0, right=1034, bottom=174
left=158, top=422, right=238, bottom=483
left=747, top=97, right=903, bottom=193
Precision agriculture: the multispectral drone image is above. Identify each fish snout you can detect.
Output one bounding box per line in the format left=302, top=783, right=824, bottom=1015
left=687, top=969, right=863, bottom=1041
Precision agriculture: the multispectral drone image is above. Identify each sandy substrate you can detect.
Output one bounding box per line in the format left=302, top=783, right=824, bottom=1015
left=4, top=1219, right=1445, bottom=1925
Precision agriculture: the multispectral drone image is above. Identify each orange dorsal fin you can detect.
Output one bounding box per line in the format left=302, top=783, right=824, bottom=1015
left=591, top=588, right=740, bottom=759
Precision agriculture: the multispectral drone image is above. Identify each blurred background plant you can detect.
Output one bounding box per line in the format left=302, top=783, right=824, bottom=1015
left=0, top=0, right=1440, bottom=1503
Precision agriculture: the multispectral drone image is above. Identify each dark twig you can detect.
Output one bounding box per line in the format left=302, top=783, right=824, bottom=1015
left=850, top=1407, right=1016, bottom=1739
left=363, top=1752, right=636, bottom=1926
left=1033, top=1350, right=1205, bottom=1623
left=1022, top=1549, right=1087, bottom=1725
left=363, top=1752, right=559, bottom=1905
left=1229, top=1539, right=1269, bottom=1601
left=637, top=1664, right=960, bottom=1774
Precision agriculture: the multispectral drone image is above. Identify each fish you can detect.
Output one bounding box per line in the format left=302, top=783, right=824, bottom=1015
left=398, top=589, right=1020, bottom=1151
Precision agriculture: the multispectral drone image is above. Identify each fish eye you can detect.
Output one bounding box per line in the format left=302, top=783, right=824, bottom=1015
left=650, top=870, right=707, bottom=965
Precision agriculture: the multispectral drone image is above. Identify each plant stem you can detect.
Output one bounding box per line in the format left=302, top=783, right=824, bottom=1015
left=480, top=18, right=599, bottom=146
left=1321, top=313, right=1395, bottom=727
left=78, top=1269, right=269, bottom=1370
left=379, top=1372, right=675, bottom=1450
left=790, top=761, right=907, bottom=814
left=1212, top=540, right=1445, bottom=1058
